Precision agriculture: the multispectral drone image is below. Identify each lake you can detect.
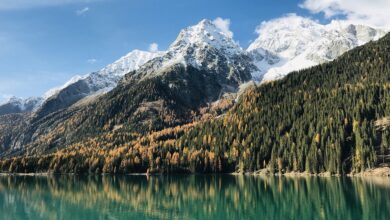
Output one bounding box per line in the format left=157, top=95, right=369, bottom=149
left=0, top=175, right=389, bottom=220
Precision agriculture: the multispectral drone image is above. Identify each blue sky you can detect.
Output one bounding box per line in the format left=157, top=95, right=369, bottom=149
left=0, top=0, right=387, bottom=101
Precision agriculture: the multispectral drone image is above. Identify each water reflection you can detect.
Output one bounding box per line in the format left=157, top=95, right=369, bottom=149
left=0, top=175, right=389, bottom=220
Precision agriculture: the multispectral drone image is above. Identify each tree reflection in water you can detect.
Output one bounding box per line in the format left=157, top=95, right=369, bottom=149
left=0, top=175, right=389, bottom=220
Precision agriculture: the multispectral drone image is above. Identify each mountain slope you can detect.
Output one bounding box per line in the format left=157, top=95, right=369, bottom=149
left=2, top=32, right=390, bottom=174
left=248, top=14, right=387, bottom=81
left=32, top=18, right=253, bottom=120
left=177, top=32, right=390, bottom=174
left=33, top=50, right=164, bottom=119
left=0, top=19, right=254, bottom=157
left=0, top=114, right=29, bottom=152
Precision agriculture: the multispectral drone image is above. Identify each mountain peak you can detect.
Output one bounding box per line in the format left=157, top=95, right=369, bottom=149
left=247, top=14, right=387, bottom=81
left=198, top=19, right=214, bottom=27
left=99, top=49, right=164, bottom=76
left=129, top=19, right=253, bottom=91
left=169, top=19, right=240, bottom=54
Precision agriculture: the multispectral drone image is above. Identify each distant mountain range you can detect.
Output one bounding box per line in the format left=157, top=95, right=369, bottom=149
left=0, top=17, right=389, bottom=175
left=0, top=15, right=385, bottom=116
left=34, top=50, right=164, bottom=119
left=0, top=96, right=43, bottom=115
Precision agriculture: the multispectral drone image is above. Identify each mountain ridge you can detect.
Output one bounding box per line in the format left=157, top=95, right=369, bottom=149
left=2, top=32, right=389, bottom=174
left=0, top=16, right=386, bottom=116
left=248, top=14, right=387, bottom=81
left=0, top=18, right=388, bottom=170
left=0, top=19, right=254, bottom=156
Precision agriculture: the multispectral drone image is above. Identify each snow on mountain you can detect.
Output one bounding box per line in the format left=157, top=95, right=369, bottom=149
left=30, top=49, right=165, bottom=117
left=248, top=14, right=387, bottom=81
left=170, top=19, right=242, bottom=57
left=2, top=16, right=387, bottom=117
left=134, top=19, right=255, bottom=85
left=247, top=48, right=280, bottom=81
left=0, top=96, right=43, bottom=116
left=44, top=50, right=164, bottom=99
left=3, top=19, right=252, bottom=116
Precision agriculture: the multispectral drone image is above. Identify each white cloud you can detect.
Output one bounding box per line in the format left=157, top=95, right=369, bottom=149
left=87, top=58, right=97, bottom=64
left=300, top=0, right=390, bottom=28
left=149, top=43, right=159, bottom=52
left=213, top=17, right=234, bottom=38
left=253, top=13, right=319, bottom=34
left=76, top=7, right=89, bottom=15
left=0, top=0, right=99, bottom=10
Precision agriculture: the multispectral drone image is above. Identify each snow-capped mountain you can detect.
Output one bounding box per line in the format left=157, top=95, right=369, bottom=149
left=132, top=19, right=255, bottom=86
left=0, top=96, right=43, bottom=116
left=44, top=49, right=164, bottom=99
left=248, top=14, right=387, bottom=81
left=1, top=16, right=387, bottom=118
left=0, top=50, right=164, bottom=117
left=33, top=50, right=164, bottom=118
left=0, top=17, right=389, bottom=156
left=0, top=20, right=257, bottom=154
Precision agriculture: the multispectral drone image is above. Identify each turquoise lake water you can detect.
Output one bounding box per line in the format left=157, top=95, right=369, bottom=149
left=0, top=175, right=389, bottom=220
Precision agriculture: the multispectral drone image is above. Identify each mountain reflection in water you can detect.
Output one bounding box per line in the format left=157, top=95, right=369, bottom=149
left=0, top=175, right=389, bottom=220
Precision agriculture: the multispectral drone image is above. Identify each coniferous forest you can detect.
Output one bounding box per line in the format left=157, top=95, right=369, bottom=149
left=1, top=33, right=390, bottom=175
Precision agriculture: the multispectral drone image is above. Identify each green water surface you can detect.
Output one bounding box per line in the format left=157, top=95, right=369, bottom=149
left=0, top=175, right=389, bottom=220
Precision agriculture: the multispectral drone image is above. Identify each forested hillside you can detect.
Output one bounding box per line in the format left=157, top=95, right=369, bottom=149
left=1, top=33, right=390, bottom=174
left=0, top=64, right=242, bottom=157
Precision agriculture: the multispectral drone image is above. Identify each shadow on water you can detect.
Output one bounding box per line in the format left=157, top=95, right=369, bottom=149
left=0, top=175, right=389, bottom=220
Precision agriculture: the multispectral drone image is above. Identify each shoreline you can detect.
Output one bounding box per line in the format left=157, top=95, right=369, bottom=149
left=1, top=167, right=389, bottom=177
left=238, top=167, right=390, bottom=177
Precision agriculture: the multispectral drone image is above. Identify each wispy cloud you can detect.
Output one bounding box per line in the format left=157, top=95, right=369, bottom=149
left=0, top=0, right=100, bottom=10
left=76, top=7, right=90, bottom=15
left=87, top=58, right=97, bottom=64
left=212, top=17, right=233, bottom=38
left=148, top=43, right=159, bottom=52
left=300, top=0, right=390, bottom=28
